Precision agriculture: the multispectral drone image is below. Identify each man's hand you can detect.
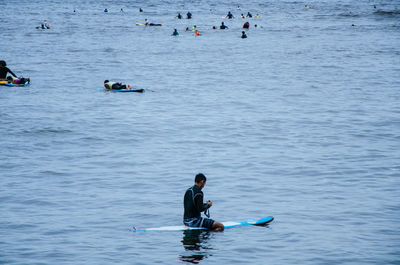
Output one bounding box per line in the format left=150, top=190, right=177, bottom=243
left=205, top=200, right=213, bottom=207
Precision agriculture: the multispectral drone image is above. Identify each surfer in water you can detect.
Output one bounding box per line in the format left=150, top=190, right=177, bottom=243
left=183, top=173, right=224, bottom=232
left=104, top=80, right=132, bottom=90
left=220, top=22, right=228, bottom=29
left=172, top=29, right=179, bottom=36
left=36, top=20, right=50, bottom=29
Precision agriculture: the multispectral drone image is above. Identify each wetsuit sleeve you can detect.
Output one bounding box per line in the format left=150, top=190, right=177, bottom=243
left=194, top=193, right=206, bottom=213
left=7, top=68, right=17, bottom=77
left=202, top=204, right=210, bottom=211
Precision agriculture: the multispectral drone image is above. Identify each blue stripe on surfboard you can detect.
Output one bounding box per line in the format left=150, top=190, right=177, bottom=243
left=133, top=216, right=273, bottom=231
left=0, top=81, right=30, bottom=87
left=96, top=88, right=144, bottom=93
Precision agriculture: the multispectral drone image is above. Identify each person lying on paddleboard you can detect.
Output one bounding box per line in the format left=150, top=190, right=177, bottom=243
left=0, top=60, right=17, bottom=81
left=142, top=19, right=161, bottom=26
left=183, top=173, right=224, bottom=231
left=104, top=80, right=132, bottom=90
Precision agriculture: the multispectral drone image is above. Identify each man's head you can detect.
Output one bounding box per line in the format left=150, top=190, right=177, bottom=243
left=195, top=173, right=207, bottom=189
left=0, top=60, right=6, bottom=67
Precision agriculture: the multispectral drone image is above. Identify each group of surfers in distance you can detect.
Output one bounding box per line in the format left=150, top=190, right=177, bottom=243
left=170, top=10, right=259, bottom=38
left=176, top=12, right=192, bottom=19
left=0, top=61, right=30, bottom=85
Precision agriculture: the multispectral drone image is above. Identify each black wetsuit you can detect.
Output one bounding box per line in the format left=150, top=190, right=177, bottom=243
left=0, top=66, right=17, bottom=79
left=220, top=24, right=228, bottom=29
left=186, top=12, right=192, bottom=19
left=112, top=83, right=126, bottom=90
left=183, top=185, right=214, bottom=229
left=184, top=185, right=210, bottom=219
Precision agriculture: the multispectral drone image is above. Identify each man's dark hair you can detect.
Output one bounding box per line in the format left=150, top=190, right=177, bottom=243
left=0, top=60, right=6, bottom=67
left=195, top=173, right=206, bottom=183
left=104, top=80, right=109, bottom=83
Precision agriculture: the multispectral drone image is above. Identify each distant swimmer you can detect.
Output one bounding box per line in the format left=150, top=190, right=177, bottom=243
left=139, top=8, right=143, bottom=12
left=44, top=20, right=50, bottom=29
left=0, top=60, right=17, bottom=81
left=177, top=12, right=182, bottom=19
left=172, top=29, right=179, bottom=36
left=241, top=31, right=247, bottom=38
left=104, top=8, right=108, bottom=13
left=226, top=11, right=234, bottom=19
left=187, top=11, right=192, bottom=19
left=220, top=22, right=228, bottom=29
left=104, top=80, right=132, bottom=90
left=185, top=27, right=190, bottom=31
left=212, top=26, right=217, bottom=29
left=305, top=5, right=310, bottom=9
left=247, top=12, right=253, bottom=18
left=120, top=8, right=124, bottom=12
left=243, top=21, right=250, bottom=29
left=194, top=30, right=200, bottom=36
left=255, top=14, right=260, bottom=18
left=241, top=13, right=245, bottom=18
left=191, top=25, right=197, bottom=31
left=36, top=20, right=50, bottom=29
left=183, top=173, right=224, bottom=232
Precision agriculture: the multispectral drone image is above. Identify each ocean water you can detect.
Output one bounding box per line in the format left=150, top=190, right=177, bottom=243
left=1, top=0, right=399, bottom=264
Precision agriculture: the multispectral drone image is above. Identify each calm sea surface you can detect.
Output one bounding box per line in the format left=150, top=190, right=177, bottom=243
left=1, top=0, right=399, bottom=264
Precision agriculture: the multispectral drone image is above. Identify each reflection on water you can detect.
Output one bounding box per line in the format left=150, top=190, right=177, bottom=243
left=180, top=230, right=213, bottom=264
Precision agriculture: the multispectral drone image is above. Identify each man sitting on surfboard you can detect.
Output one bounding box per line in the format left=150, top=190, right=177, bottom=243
left=183, top=173, right=224, bottom=231
left=0, top=60, right=17, bottom=81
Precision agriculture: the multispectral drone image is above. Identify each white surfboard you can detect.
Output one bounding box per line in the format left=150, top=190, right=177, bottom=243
left=133, top=216, right=274, bottom=231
